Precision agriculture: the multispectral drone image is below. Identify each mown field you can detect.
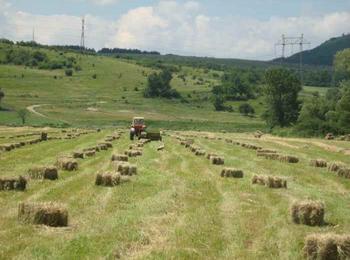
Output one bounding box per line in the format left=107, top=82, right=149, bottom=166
left=1, top=126, right=350, bottom=259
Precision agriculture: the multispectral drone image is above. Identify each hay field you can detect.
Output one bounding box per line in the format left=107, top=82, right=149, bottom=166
left=1, top=127, right=350, bottom=259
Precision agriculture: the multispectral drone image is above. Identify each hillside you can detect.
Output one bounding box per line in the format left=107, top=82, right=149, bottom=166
left=274, top=34, right=350, bottom=66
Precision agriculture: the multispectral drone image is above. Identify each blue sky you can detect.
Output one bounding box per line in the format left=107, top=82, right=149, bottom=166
left=1, top=0, right=349, bottom=59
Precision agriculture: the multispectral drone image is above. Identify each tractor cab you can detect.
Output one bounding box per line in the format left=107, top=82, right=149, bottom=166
left=130, top=117, right=146, bottom=140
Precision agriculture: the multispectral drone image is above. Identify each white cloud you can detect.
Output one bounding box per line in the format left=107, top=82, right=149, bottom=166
left=0, top=0, right=349, bottom=60
left=81, top=0, right=120, bottom=6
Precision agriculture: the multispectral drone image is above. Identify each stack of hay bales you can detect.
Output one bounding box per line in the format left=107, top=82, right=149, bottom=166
left=95, top=172, right=121, bottom=186
left=55, top=157, right=78, bottom=171
left=211, top=156, right=225, bottom=165
left=252, top=175, right=287, bottom=188
left=114, top=162, right=137, bottom=176
left=125, top=149, right=142, bottom=157
left=310, top=159, right=328, bottom=168
left=111, top=154, right=128, bottom=162
left=303, top=234, right=350, bottom=259
left=84, top=149, right=96, bottom=157
left=221, top=168, right=244, bottom=178
left=328, top=161, right=346, bottom=173
left=195, top=149, right=206, bottom=156
left=72, top=151, right=84, bottom=159
left=337, top=168, right=350, bottom=179
left=18, top=202, right=68, bottom=227
left=325, top=133, right=335, bottom=140
left=0, top=176, right=27, bottom=191
left=279, top=155, right=299, bottom=163
left=27, top=166, right=58, bottom=180
left=291, top=201, right=325, bottom=226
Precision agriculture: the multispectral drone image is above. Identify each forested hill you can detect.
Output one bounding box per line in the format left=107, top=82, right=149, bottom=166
left=274, top=34, right=350, bottom=66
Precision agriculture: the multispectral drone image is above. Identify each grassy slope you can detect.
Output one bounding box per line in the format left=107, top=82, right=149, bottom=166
left=0, top=127, right=350, bottom=258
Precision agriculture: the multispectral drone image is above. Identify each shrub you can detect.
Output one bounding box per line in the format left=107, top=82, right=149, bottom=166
left=65, top=69, right=73, bottom=77
left=239, top=103, right=255, bottom=116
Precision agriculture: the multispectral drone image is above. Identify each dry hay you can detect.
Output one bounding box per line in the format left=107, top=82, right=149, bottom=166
left=221, top=168, right=244, bottom=178
left=211, top=156, right=225, bottom=165
left=259, top=153, right=280, bottom=160
left=325, top=133, right=335, bottom=140
left=337, top=168, right=350, bottom=179
left=103, top=142, right=113, bottom=148
left=18, top=202, right=68, bottom=227
left=206, top=153, right=218, bottom=160
left=328, top=161, right=346, bottom=173
left=157, top=144, right=165, bottom=151
left=95, top=172, right=121, bottom=186
left=73, top=151, right=84, bottom=159
left=0, top=176, right=27, bottom=191
left=184, top=139, right=195, bottom=148
left=252, top=175, right=287, bottom=188
left=279, top=155, right=299, bottom=163
left=225, top=139, right=233, bottom=143
left=195, top=149, right=206, bottom=156
left=125, top=150, right=143, bottom=157
left=55, top=158, right=78, bottom=171
left=303, top=233, right=350, bottom=260
left=114, top=162, right=137, bottom=176
left=97, top=143, right=108, bottom=151
left=291, top=200, right=325, bottom=226
left=27, top=166, right=58, bottom=180
left=254, top=130, right=264, bottom=138
left=189, top=145, right=200, bottom=153
left=84, top=149, right=96, bottom=157
left=111, top=154, right=128, bottom=162
left=0, top=144, right=14, bottom=152
left=241, top=143, right=261, bottom=150
left=310, top=159, right=328, bottom=168
left=256, top=149, right=278, bottom=157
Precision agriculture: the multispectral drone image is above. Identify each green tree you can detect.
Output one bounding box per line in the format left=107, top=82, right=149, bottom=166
left=336, top=81, right=350, bottom=133
left=17, top=109, right=28, bottom=125
left=263, top=69, right=302, bottom=127
left=334, top=49, right=350, bottom=84
left=144, top=69, right=180, bottom=99
left=212, top=94, right=225, bottom=111
left=65, top=69, right=73, bottom=77
left=0, top=88, right=4, bottom=109
left=239, top=103, right=255, bottom=116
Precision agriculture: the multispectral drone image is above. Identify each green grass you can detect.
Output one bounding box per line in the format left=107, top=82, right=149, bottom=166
left=0, top=127, right=350, bottom=258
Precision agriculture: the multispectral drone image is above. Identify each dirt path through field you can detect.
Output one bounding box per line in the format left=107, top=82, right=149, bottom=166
left=26, top=104, right=48, bottom=118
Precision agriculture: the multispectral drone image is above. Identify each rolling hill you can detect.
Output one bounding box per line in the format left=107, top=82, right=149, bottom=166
left=274, top=34, right=350, bottom=66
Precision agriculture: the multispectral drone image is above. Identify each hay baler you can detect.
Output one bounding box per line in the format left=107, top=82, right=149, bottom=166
left=130, top=117, right=161, bottom=141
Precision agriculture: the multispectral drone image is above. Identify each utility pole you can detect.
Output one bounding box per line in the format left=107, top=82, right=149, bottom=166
left=80, top=17, right=85, bottom=53
left=32, top=27, right=35, bottom=43
left=275, top=34, right=311, bottom=86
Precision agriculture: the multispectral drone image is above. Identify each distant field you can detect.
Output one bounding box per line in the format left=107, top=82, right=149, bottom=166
left=0, top=127, right=350, bottom=258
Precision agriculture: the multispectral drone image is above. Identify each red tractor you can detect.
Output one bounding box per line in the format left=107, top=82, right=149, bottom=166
left=129, top=117, right=161, bottom=141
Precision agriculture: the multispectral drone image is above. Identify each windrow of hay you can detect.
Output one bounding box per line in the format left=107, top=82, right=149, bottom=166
left=241, top=143, right=262, bottom=150
left=0, top=176, right=27, bottom=191
left=221, top=168, right=244, bottom=178
left=97, top=143, right=108, bottom=151
left=113, top=162, right=137, bottom=176
left=325, top=133, right=335, bottom=140
left=303, top=233, right=350, bottom=259
left=254, top=130, right=264, bottom=138
left=95, top=172, right=121, bottom=186
left=206, top=153, right=218, bottom=160
left=252, top=175, right=287, bottom=188
left=211, top=156, right=225, bottom=165
left=291, top=200, right=325, bottom=226
left=55, top=157, right=78, bottom=171
left=18, top=202, right=68, bottom=227
left=157, top=143, right=165, bottom=151
left=84, top=149, right=96, bottom=157
left=310, top=159, right=328, bottom=168
left=111, top=154, right=128, bottom=162
left=256, top=149, right=277, bottom=157
left=27, top=166, right=58, bottom=180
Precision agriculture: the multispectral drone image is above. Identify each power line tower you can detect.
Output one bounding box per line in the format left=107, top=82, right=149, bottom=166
left=32, top=27, right=35, bottom=42
left=80, top=17, right=85, bottom=52
left=275, top=34, right=311, bottom=86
